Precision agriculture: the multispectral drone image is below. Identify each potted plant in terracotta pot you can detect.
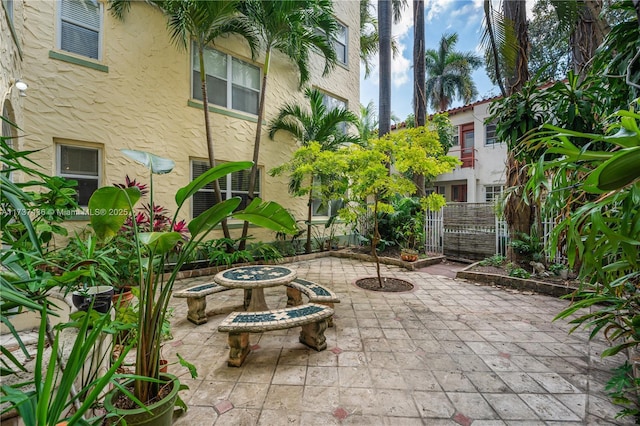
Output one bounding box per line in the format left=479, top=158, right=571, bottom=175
left=90, top=150, right=297, bottom=425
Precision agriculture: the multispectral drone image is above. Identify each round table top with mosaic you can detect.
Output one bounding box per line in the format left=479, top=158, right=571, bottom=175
left=214, top=265, right=297, bottom=290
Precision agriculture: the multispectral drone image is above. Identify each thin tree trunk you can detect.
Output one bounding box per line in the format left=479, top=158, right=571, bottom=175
left=199, top=45, right=231, bottom=239
left=633, top=0, right=640, bottom=27
left=305, top=179, right=313, bottom=254
left=378, top=0, right=392, bottom=138
left=240, top=49, right=271, bottom=250
left=372, top=194, right=383, bottom=287
left=412, top=0, right=426, bottom=196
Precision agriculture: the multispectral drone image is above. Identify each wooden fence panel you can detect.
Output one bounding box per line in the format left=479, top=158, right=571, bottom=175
left=442, top=203, right=497, bottom=260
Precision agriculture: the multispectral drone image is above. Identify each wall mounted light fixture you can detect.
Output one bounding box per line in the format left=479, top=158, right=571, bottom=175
left=14, top=79, right=28, bottom=97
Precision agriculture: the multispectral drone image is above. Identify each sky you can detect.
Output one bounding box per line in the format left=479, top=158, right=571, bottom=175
left=359, top=0, right=501, bottom=122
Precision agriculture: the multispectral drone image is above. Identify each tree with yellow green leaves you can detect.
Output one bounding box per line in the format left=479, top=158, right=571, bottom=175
left=272, top=125, right=460, bottom=286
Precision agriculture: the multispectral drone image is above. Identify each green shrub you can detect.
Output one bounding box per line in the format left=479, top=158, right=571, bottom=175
left=505, top=262, right=531, bottom=279
left=548, top=263, right=567, bottom=275
left=509, top=232, right=544, bottom=263
left=248, top=242, right=283, bottom=263
left=478, top=254, right=506, bottom=267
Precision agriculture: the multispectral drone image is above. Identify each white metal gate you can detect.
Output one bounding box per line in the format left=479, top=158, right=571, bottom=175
left=424, top=208, right=443, bottom=254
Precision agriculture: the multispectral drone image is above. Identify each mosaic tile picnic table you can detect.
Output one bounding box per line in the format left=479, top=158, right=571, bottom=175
left=214, top=265, right=297, bottom=312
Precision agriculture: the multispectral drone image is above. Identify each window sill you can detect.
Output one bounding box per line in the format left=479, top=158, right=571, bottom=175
left=187, top=100, right=262, bottom=124
left=49, top=50, right=108, bottom=73
left=310, top=218, right=344, bottom=225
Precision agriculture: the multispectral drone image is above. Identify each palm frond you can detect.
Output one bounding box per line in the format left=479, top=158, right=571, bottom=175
left=480, top=0, right=508, bottom=96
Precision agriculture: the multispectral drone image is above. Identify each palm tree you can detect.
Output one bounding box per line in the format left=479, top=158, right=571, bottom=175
left=357, top=101, right=379, bottom=143
left=425, top=32, right=482, bottom=112
left=360, top=0, right=405, bottom=79
left=413, top=0, right=426, bottom=195
left=238, top=0, right=339, bottom=248
left=110, top=0, right=257, bottom=239
left=482, top=0, right=533, bottom=262
left=413, top=0, right=426, bottom=126
left=269, top=88, right=359, bottom=253
left=360, top=0, right=380, bottom=78
left=378, top=0, right=393, bottom=137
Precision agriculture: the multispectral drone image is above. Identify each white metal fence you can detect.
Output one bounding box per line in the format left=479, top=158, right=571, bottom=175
left=425, top=208, right=443, bottom=254
left=427, top=205, right=558, bottom=261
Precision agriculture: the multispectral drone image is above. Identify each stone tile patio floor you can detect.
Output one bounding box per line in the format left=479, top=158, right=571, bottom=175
left=164, top=257, right=631, bottom=425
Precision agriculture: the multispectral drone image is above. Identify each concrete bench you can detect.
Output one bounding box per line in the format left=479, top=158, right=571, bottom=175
left=218, top=303, right=334, bottom=367
left=285, top=278, right=340, bottom=327
left=173, top=282, right=233, bottom=325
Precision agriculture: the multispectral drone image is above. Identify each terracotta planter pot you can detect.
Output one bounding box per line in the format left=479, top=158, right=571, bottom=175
left=400, top=250, right=418, bottom=262
left=160, top=359, right=168, bottom=373
left=112, top=289, right=134, bottom=308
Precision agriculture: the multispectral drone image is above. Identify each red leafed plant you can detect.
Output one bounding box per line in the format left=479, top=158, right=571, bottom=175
left=115, top=176, right=188, bottom=236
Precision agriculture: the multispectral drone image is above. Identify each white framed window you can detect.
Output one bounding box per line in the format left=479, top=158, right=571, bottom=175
left=333, top=22, right=348, bottom=65
left=191, top=160, right=261, bottom=218
left=192, top=45, right=260, bottom=115
left=320, top=91, right=348, bottom=134
left=58, top=0, right=103, bottom=60
left=57, top=144, right=101, bottom=206
left=485, top=121, right=497, bottom=145
left=311, top=176, right=344, bottom=218
left=3, top=0, right=13, bottom=24
left=317, top=21, right=348, bottom=66
left=485, top=185, right=503, bottom=203
left=452, top=126, right=459, bottom=145
left=313, top=198, right=343, bottom=218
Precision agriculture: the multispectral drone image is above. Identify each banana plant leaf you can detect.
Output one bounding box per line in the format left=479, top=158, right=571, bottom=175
left=175, top=161, right=253, bottom=207
left=88, top=187, right=141, bottom=241
left=233, top=198, right=298, bottom=235
left=584, top=147, right=640, bottom=193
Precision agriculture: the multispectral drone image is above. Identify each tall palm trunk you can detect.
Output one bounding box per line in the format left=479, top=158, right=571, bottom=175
left=198, top=45, right=231, bottom=239
left=378, top=0, right=392, bottom=138
left=503, top=0, right=533, bottom=262
left=571, top=0, right=609, bottom=79
left=240, top=48, right=271, bottom=249
left=503, top=0, right=529, bottom=94
left=412, top=0, right=426, bottom=195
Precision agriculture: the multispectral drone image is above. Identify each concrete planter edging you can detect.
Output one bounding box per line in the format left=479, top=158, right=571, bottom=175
left=456, top=262, right=577, bottom=297
left=329, top=250, right=445, bottom=271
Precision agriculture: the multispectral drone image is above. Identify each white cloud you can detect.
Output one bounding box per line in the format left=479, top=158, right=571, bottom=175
left=425, top=0, right=456, bottom=21
left=451, top=2, right=479, bottom=18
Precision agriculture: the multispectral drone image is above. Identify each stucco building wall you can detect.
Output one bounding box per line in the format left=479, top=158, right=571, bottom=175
left=432, top=99, right=508, bottom=203
left=18, top=0, right=359, bottom=241
left=1, top=0, right=25, bottom=140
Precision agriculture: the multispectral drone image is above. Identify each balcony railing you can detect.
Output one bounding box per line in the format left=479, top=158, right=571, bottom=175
left=448, top=147, right=477, bottom=168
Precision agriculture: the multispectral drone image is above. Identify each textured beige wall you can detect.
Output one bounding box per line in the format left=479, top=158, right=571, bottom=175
left=19, top=0, right=359, bottom=241
left=1, top=0, right=25, bottom=137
